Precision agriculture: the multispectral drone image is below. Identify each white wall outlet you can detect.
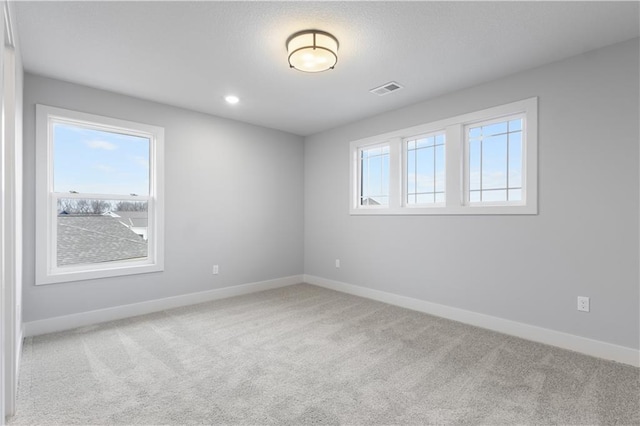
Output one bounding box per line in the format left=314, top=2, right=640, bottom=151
left=335, top=259, right=340, bottom=268
left=212, top=265, right=219, bottom=275
left=577, top=296, right=590, bottom=312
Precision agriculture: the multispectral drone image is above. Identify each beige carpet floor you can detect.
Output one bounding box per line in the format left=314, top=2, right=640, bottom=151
left=9, top=284, right=640, bottom=425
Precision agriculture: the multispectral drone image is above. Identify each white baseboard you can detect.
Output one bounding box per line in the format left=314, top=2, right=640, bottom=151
left=24, top=275, right=304, bottom=337
left=304, top=274, right=640, bottom=368
left=22, top=273, right=639, bottom=367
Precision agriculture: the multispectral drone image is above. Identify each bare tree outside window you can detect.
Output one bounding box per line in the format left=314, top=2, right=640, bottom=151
left=115, top=201, right=148, bottom=212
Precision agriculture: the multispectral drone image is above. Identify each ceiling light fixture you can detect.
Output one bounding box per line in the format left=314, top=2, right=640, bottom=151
left=287, top=30, right=339, bottom=73
left=225, top=95, right=239, bottom=104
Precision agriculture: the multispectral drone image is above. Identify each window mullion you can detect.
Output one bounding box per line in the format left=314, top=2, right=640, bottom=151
left=445, top=124, right=462, bottom=207
left=53, top=192, right=150, bottom=202
left=388, top=137, right=402, bottom=209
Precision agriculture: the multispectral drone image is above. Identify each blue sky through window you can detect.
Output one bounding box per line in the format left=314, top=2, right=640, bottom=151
left=469, top=118, right=522, bottom=202
left=53, top=123, right=150, bottom=196
left=407, top=134, right=445, bottom=204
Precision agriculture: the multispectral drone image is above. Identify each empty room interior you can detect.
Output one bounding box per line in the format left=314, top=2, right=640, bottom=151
left=0, top=1, right=639, bottom=424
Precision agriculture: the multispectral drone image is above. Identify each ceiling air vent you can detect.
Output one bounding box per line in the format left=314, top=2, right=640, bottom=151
left=369, top=81, right=404, bottom=96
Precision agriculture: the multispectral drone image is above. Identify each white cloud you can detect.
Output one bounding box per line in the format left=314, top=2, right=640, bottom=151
left=86, top=140, right=117, bottom=150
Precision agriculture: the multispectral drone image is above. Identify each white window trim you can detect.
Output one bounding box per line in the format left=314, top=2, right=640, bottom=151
left=349, top=97, right=538, bottom=215
left=35, top=105, right=165, bottom=285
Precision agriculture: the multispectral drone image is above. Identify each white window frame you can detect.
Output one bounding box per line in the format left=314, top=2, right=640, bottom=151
left=35, top=105, right=165, bottom=284
left=350, top=97, right=537, bottom=215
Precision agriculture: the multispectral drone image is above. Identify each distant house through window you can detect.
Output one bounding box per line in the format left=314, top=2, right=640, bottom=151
left=36, top=105, right=165, bottom=284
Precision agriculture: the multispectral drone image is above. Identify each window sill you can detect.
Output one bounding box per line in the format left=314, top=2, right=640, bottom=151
left=35, top=262, right=164, bottom=285
left=349, top=204, right=538, bottom=215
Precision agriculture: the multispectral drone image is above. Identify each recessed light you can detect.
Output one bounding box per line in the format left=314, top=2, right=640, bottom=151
left=225, top=95, right=239, bottom=104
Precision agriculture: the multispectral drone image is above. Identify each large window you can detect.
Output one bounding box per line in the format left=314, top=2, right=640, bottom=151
left=350, top=97, right=537, bottom=215
left=36, top=105, right=164, bottom=284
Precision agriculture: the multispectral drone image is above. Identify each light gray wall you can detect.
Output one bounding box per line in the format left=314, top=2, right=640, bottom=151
left=304, top=38, right=640, bottom=349
left=23, top=74, right=304, bottom=322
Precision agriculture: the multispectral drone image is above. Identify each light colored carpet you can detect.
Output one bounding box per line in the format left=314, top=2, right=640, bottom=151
left=10, top=284, right=640, bottom=425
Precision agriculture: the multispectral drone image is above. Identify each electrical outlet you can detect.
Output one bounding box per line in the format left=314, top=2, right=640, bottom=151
left=212, top=265, right=219, bottom=275
left=335, top=259, right=340, bottom=268
left=577, top=296, right=590, bottom=312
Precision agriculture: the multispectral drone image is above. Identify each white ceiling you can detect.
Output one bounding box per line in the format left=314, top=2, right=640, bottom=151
left=15, top=1, right=639, bottom=136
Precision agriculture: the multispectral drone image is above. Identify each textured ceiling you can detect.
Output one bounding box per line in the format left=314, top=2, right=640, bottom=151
left=15, top=1, right=640, bottom=136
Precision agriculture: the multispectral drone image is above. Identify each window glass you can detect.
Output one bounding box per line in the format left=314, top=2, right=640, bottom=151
left=406, top=133, right=445, bottom=204
left=468, top=117, right=523, bottom=203
left=57, top=199, right=148, bottom=267
left=53, top=122, right=150, bottom=196
left=349, top=97, right=536, bottom=215
left=360, top=145, right=390, bottom=206
left=52, top=122, right=152, bottom=270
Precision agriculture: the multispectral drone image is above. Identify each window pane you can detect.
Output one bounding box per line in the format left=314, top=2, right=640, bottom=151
left=435, top=144, right=445, bottom=193
left=482, top=134, right=508, bottom=190
left=508, top=132, right=522, bottom=188
left=407, top=133, right=445, bottom=205
left=364, top=195, right=387, bottom=206
left=369, top=155, right=381, bottom=192
left=469, top=139, right=481, bottom=191
left=481, top=189, right=507, bottom=202
left=468, top=117, right=524, bottom=203
left=416, top=136, right=434, bottom=148
left=469, top=190, right=481, bottom=202
left=509, top=119, right=522, bottom=132
left=416, top=193, right=434, bottom=204
left=407, top=149, right=416, bottom=195
left=434, top=192, right=445, bottom=203
left=416, top=147, right=434, bottom=193
left=360, top=145, right=389, bottom=206
left=53, top=123, right=150, bottom=196
left=57, top=198, right=148, bottom=267
left=469, top=127, right=482, bottom=139
left=508, top=189, right=522, bottom=201
left=361, top=155, right=369, bottom=198
left=382, top=156, right=390, bottom=196
left=483, top=121, right=508, bottom=137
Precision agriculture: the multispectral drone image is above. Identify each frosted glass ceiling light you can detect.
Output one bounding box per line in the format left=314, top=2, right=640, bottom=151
left=287, top=30, right=338, bottom=73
